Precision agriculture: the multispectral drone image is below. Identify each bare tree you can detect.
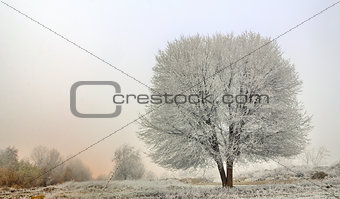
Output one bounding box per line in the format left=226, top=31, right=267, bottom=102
left=0, top=147, right=19, bottom=186
left=63, top=158, right=92, bottom=182
left=303, top=146, right=330, bottom=167
left=31, top=146, right=64, bottom=185
left=112, top=145, right=145, bottom=180
left=0, top=147, right=18, bottom=170
left=139, top=33, right=311, bottom=187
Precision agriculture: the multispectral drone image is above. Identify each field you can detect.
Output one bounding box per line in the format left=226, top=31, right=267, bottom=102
left=1, top=164, right=340, bottom=199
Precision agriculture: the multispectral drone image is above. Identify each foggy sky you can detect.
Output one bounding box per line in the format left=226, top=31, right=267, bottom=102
left=1, top=0, right=340, bottom=178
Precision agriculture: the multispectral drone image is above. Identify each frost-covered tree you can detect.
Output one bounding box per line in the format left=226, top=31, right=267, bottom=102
left=0, top=147, right=18, bottom=170
left=303, top=146, right=330, bottom=167
left=63, top=158, right=92, bottom=182
left=31, top=146, right=64, bottom=185
left=139, top=33, right=311, bottom=187
left=112, top=145, right=145, bottom=180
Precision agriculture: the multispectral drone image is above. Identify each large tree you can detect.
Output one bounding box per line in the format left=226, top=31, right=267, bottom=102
left=139, top=33, right=311, bottom=187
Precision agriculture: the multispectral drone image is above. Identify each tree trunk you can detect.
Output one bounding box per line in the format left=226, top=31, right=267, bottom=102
left=217, top=161, right=227, bottom=187
left=226, top=160, right=233, bottom=187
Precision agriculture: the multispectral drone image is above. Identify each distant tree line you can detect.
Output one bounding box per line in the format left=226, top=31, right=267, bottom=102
left=0, top=146, right=92, bottom=188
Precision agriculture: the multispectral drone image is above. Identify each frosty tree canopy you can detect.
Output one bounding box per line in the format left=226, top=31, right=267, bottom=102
left=139, top=32, right=311, bottom=187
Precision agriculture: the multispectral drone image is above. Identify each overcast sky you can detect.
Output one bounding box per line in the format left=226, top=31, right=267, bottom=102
left=1, top=0, right=340, bottom=178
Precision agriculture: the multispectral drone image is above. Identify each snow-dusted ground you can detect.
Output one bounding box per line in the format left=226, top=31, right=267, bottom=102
left=1, top=164, right=339, bottom=198
left=1, top=177, right=339, bottom=199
